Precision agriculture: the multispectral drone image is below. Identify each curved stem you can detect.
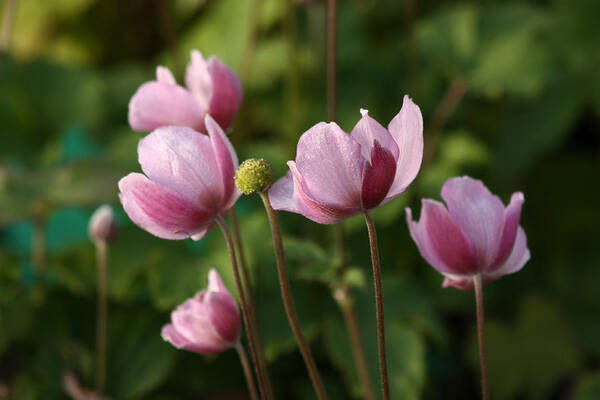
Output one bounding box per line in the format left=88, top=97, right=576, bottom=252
left=236, top=342, right=260, bottom=400
left=327, top=0, right=337, bottom=122
left=216, top=217, right=268, bottom=400
left=364, top=212, right=390, bottom=400
left=95, top=240, right=108, bottom=394
left=334, top=287, right=375, bottom=400
left=229, top=209, right=275, bottom=399
left=259, top=193, right=328, bottom=400
left=473, top=274, right=489, bottom=400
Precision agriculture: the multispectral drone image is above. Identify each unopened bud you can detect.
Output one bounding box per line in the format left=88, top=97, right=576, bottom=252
left=234, top=158, right=274, bottom=195
left=89, top=205, right=118, bottom=243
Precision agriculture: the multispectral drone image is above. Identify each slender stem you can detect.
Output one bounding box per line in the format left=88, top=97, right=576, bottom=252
left=236, top=342, right=260, bottom=400
left=364, top=212, right=390, bottom=400
left=259, top=193, right=328, bottom=400
left=95, top=240, right=108, bottom=394
left=229, top=209, right=275, bottom=400
left=216, top=217, right=268, bottom=400
left=327, top=0, right=337, bottom=122
left=32, top=216, right=46, bottom=272
left=0, top=0, right=17, bottom=51
left=334, top=287, right=375, bottom=400
left=239, top=0, right=263, bottom=80
left=473, top=274, right=489, bottom=400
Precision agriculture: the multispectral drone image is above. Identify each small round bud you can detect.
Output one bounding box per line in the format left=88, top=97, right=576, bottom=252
left=89, top=205, right=118, bottom=243
left=234, top=158, right=274, bottom=195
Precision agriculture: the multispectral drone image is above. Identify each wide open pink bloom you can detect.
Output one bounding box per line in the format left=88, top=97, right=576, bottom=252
left=128, top=50, right=243, bottom=133
left=161, top=269, right=241, bottom=354
left=118, top=115, right=240, bottom=241
left=268, top=95, right=423, bottom=223
left=406, top=176, right=530, bottom=289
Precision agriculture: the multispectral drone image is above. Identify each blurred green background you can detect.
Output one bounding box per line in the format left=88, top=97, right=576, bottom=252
left=1, top=0, right=599, bottom=399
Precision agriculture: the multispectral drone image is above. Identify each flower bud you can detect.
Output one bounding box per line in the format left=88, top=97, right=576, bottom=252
left=234, top=158, right=274, bottom=195
left=89, top=205, right=118, bottom=243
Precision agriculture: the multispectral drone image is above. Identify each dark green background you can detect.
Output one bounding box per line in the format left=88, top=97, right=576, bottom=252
left=1, top=0, right=599, bottom=398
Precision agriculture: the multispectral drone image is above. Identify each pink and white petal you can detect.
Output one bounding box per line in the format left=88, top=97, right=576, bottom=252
left=487, top=227, right=530, bottom=280
left=207, top=57, right=243, bottom=130
left=138, top=126, right=225, bottom=210
left=489, top=192, right=525, bottom=270
left=295, top=122, right=364, bottom=207
left=385, top=95, right=424, bottom=199
left=441, top=275, right=476, bottom=290
left=185, top=50, right=212, bottom=111
left=128, top=82, right=205, bottom=132
left=360, top=141, right=397, bottom=209
left=171, top=310, right=226, bottom=354
left=161, top=324, right=195, bottom=349
left=441, top=176, right=505, bottom=268
left=406, top=200, right=478, bottom=275
left=119, top=173, right=213, bottom=240
left=208, top=268, right=230, bottom=295
left=206, top=292, right=241, bottom=343
left=156, top=66, right=177, bottom=85
left=205, top=115, right=240, bottom=206
left=350, top=109, right=399, bottom=161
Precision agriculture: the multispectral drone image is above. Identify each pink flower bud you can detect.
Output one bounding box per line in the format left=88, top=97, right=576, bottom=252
left=128, top=50, right=242, bottom=133
left=88, top=205, right=118, bottom=243
left=161, top=269, right=241, bottom=354
left=406, top=176, right=530, bottom=289
left=268, top=95, right=423, bottom=223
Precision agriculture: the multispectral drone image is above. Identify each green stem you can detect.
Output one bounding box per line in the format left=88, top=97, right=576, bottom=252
left=364, top=212, right=390, bottom=400
left=473, top=274, right=489, bottom=400
left=259, top=192, right=328, bottom=400
left=95, top=240, right=108, bottom=394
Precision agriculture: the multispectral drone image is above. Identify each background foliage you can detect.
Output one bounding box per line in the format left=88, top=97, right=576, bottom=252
left=1, top=0, right=599, bottom=398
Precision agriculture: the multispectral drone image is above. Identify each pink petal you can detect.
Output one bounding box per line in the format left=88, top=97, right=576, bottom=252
left=207, top=56, right=243, bottom=130
left=137, top=126, right=225, bottom=211
left=205, top=115, right=241, bottom=208
left=206, top=291, right=241, bottom=344
left=118, top=173, right=213, bottom=240
left=171, top=297, right=229, bottom=353
left=295, top=122, right=364, bottom=208
left=208, top=268, right=230, bottom=294
left=350, top=109, right=399, bottom=161
left=441, top=275, right=476, bottom=290
left=360, top=140, right=397, bottom=209
left=156, top=66, right=176, bottom=85
left=487, top=227, right=530, bottom=279
left=406, top=200, right=478, bottom=276
left=161, top=323, right=195, bottom=350
left=269, top=163, right=359, bottom=224
left=385, top=95, right=424, bottom=199
left=128, top=81, right=205, bottom=132
left=489, top=192, right=524, bottom=271
left=185, top=50, right=212, bottom=111
left=440, top=176, right=505, bottom=268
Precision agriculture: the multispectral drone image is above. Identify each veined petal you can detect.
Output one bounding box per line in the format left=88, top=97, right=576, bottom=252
left=206, top=291, right=241, bottom=343
left=185, top=50, right=212, bottom=111
left=171, top=298, right=228, bottom=353
left=128, top=81, right=205, bottom=132
left=207, top=57, right=243, bottom=130
left=205, top=115, right=240, bottom=207
left=295, top=122, right=364, bottom=208
left=487, top=227, right=530, bottom=279
left=489, top=192, right=524, bottom=270
left=360, top=140, right=397, bottom=209
left=119, top=173, right=212, bottom=240
left=406, top=200, right=478, bottom=275
left=138, top=126, right=224, bottom=211
left=441, top=176, right=505, bottom=268
left=350, top=109, right=399, bottom=161
left=385, top=95, right=424, bottom=199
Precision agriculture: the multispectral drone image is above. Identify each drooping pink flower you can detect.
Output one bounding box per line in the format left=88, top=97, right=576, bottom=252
left=268, top=95, right=423, bottom=223
left=118, top=115, right=240, bottom=241
left=128, top=50, right=242, bottom=133
left=406, top=176, right=530, bottom=289
left=162, top=269, right=241, bottom=354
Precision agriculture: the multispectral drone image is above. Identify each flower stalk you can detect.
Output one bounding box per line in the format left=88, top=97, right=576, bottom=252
left=95, top=240, right=108, bottom=394
left=473, top=274, right=489, bottom=400
left=259, top=192, right=328, bottom=400
left=364, top=212, right=390, bottom=400
left=236, top=342, right=260, bottom=400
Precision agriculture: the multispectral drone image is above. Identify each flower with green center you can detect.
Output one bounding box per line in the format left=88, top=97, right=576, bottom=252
left=235, top=159, right=274, bottom=195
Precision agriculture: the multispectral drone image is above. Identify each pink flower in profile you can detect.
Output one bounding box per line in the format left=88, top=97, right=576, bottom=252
left=118, top=115, right=240, bottom=241
left=406, top=176, right=530, bottom=289
left=128, top=50, right=242, bottom=133
left=269, top=95, right=423, bottom=223
left=162, top=269, right=241, bottom=354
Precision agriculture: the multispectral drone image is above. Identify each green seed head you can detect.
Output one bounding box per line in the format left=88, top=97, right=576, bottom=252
left=234, top=158, right=274, bottom=195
